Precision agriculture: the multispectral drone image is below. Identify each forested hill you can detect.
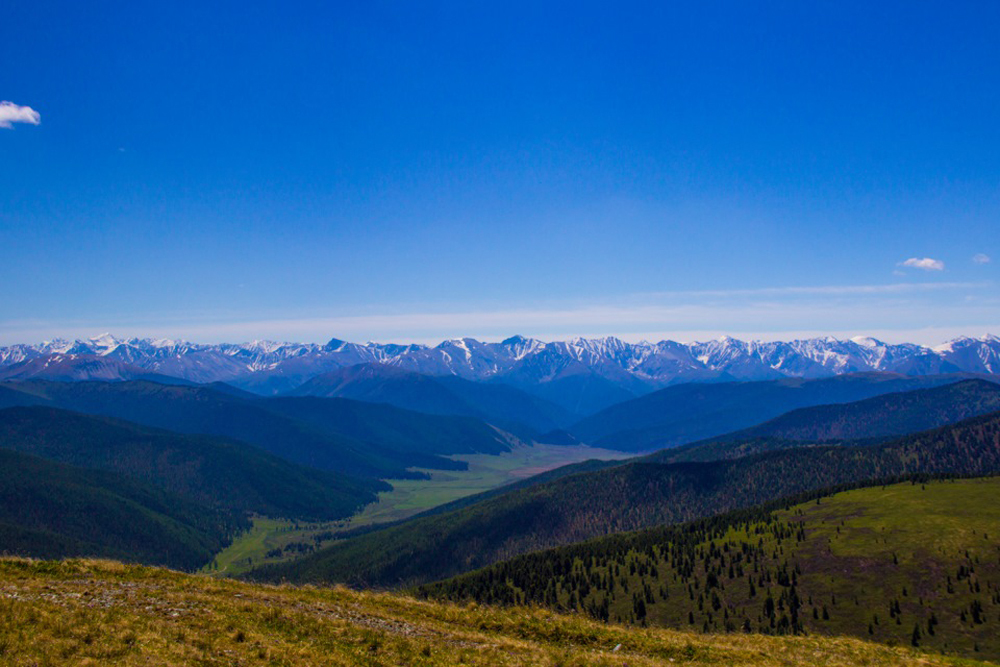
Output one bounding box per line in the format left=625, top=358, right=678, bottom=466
left=420, top=476, right=1000, bottom=661
left=254, top=410, right=1000, bottom=589
left=0, top=449, right=238, bottom=570
left=287, top=363, right=572, bottom=435
left=0, top=405, right=385, bottom=520
left=657, top=378, right=1000, bottom=463
left=0, top=380, right=520, bottom=479
left=570, top=373, right=980, bottom=451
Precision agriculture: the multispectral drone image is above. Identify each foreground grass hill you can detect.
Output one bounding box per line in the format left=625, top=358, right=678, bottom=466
left=0, top=559, right=984, bottom=666
left=422, top=477, right=1000, bottom=662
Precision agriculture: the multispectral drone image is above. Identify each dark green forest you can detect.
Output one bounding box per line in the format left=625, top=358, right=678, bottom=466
left=0, top=405, right=386, bottom=520
left=571, top=373, right=986, bottom=451
left=658, top=379, right=1000, bottom=463
left=0, top=448, right=239, bottom=570
left=0, top=380, right=520, bottom=479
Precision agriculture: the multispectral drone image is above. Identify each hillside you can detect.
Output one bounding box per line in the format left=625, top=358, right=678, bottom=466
left=658, top=378, right=1000, bottom=463
left=571, top=373, right=981, bottom=451
left=0, top=558, right=979, bottom=666
left=421, top=476, right=1000, bottom=661
left=288, top=363, right=571, bottom=435
left=723, top=378, right=1000, bottom=442
left=0, top=380, right=519, bottom=479
left=255, top=410, right=1000, bottom=589
left=0, top=406, right=384, bottom=520
left=259, top=395, right=517, bottom=459
left=0, top=450, right=238, bottom=570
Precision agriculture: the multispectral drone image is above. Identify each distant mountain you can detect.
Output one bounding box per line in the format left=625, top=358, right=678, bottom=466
left=0, top=448, right=238, bottom=570
left=0, top=354, right=190, bottom=385
left=0, top=380, right=521, bottom=479
left=257, top=396, right=518, bottom=459
left=570, top=373, right=986, bottom=451
left=2, top=333, right=997, bottom=410
left=0, top=406, right=385, bottom=520
left=289, top=363, right=571, bottom=435
left=254, top=410, right=1000, bottom=589
left=658, top=378, right=1000, bottom=463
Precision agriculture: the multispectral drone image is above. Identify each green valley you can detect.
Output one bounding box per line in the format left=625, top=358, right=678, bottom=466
left=208, top=443, right=630, bottom=576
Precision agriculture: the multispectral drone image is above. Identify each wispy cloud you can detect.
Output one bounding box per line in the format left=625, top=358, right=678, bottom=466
left=1, top=281, right=995, bottom=347
left=643, top=281, right=980, bottom=299
left=0, top=101, right=41, bottom=129
left=899, top=257, right=945, bottom=271
left=973, top=253, right=992, bottom=265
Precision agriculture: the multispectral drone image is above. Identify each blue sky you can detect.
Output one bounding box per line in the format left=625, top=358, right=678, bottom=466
left=1, top=1, right=998, bottom=345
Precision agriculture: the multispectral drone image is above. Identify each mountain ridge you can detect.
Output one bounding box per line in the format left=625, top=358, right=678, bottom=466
left=569, top=372, right=991, bottom=451
left=2, top=333, right=998, bottom=399
left=0, top=380, right=521, bottom=480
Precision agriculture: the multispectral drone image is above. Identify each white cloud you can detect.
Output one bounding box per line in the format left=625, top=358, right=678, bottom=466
left=0, top=101, right=41, bottom=129
left=973, top=253, right=991, bottom=265
left=2, top=281, right=995, bottom=347
left=899, top=257, right=945, bottom=271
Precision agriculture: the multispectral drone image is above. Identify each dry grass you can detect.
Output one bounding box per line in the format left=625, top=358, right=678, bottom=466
left=0, top=557, right=989, bottom=666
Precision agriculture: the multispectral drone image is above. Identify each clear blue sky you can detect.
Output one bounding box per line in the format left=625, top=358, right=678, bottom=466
left=1, top=1, right=998, bottom=345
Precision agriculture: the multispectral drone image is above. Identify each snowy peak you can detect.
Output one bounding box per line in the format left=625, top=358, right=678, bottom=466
left=0, top=333, right=997, bottom=393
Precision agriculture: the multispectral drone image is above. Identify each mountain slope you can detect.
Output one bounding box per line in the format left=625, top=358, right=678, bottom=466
left=0, top=354, right=189, bottom=385
left=256, top=410, right=1000, bottom=589
left=0, top=380, right=518, bottom=479
left=571, top=373, right=983, bottom=451
left=288, top=363, right=571, bottom=434
left=0, top=558, right=971, bottom=667
left=258, top=395, right=517, bottom=458
left=0, top=449, right=238, bottom=569
left=658, top=378, right=1000, bottom=463
left=421, top=476, right=1000, bottom=661
left=0, top=406, right=384, bottom=520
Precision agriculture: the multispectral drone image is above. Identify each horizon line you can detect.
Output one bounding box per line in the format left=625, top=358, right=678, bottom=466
left=4, top=330, right=998, bottom=351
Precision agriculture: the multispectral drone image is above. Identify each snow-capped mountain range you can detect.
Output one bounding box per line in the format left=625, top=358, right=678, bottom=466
left=1, top=333, right=998, bottom=396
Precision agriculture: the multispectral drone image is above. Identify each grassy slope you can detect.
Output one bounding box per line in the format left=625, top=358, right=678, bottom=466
left=422, top=477, right=1000, bottom=661
left=0, top=558, right=981, bottom=667
left=253, top=410, right=1000, bottom=589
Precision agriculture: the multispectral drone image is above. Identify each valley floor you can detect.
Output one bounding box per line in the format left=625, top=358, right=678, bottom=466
left=206, top=443, right=629, bottom=576
left=0, top=558, right=986, bottom=666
